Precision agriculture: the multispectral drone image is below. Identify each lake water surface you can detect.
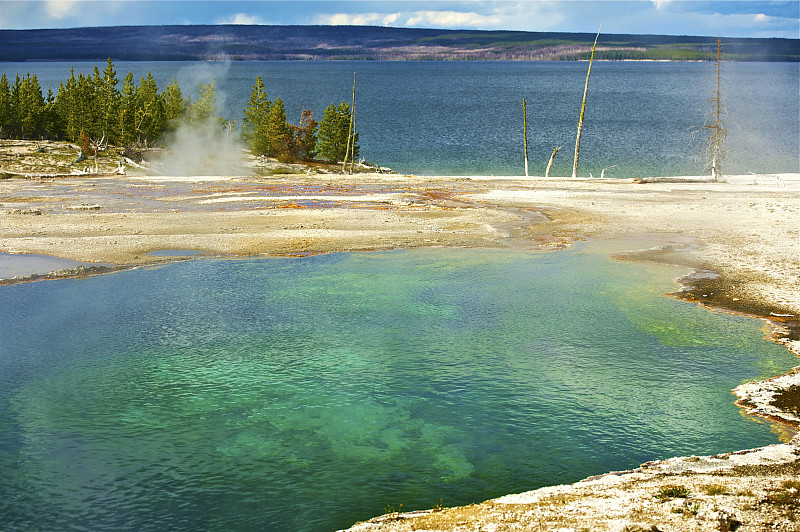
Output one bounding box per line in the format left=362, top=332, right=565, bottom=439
left=0, top=245, right=796, bottom=531
left=2, top=58, right=798, bottom=530
left=2, top=60, right=797, bottom=177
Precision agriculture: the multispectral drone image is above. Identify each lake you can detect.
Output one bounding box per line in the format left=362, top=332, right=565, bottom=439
left=0, top=245, right=796, bottom=531
left=1, top=59, right=798, bottom=530
left=1, top=60, right=798, bottom=177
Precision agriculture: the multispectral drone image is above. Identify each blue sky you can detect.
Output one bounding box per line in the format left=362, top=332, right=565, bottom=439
left=1, top=1, right=798, bottom=38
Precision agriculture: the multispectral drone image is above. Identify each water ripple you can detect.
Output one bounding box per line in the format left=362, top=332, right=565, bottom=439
left=0, top=247, right=795, bottom=530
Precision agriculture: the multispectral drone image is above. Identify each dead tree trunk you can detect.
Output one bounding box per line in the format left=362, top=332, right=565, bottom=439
left=349, top=100, right=357, bottom=173
left=523, top=98, right=529, bottom=177
left=600, top=164, right=617, bottom=178
left=572, top=23, right=602, bottom=178
left=705, top=37, right=726, bottom=181
left=546, top=146, right=561, bottom=178
left=343, top=73, right=356, bottom=174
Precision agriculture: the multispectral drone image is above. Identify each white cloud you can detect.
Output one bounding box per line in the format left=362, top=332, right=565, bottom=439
left=323, top=12, right=389, bottom=26
left=320, top=12, right=410, bottom=27
left=405, top=10, right=503, bottom=28
left=382, top=12, right=401, bottom=26
left=752, top=13, right=783, bottom=25
left=217, top=13, right=266, bottom=25
left=651, top=0, right=673, bottom=10
left=314, top=2, right=568, bottom=31
left=44, top=0, right=78, bottom=20
left=318, top=9, right=495, bottom=29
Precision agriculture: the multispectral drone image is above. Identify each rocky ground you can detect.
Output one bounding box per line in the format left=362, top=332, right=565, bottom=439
left=345, top=442, right=800, bottom=531
left=2, top=140, right=799, bottom=531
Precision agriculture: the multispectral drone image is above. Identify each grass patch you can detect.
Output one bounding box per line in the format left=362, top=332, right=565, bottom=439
left=657, top=484, right=691, bottom=500
left=383, top=503, right=403, bottom=516
left=766, top=480, right=800, bottom=507
left=763, top=479, right=799, bottom=520
left=703, top=483, right=728, bottom=496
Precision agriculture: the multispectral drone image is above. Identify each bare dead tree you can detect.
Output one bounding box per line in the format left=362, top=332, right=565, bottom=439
left=546, top=146, right=561, bottom=178
left=349, top=97, right=357, bottom=173
left=89, top=134, right=107, bottom=167
left=343, top=72, right=356, bottom=174
left=523, top=98, right=529, bottom=176
left=572, top=22, right=602, bottom=178
left=701, top=37, right=728, bottom=181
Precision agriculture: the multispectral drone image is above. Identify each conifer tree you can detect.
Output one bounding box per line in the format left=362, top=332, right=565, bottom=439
left=41, top=87, right=60, bottom=139
left=73, top=72, right=95, bottom=140
left=8, top=74, right=22, bottom=137
left=54, top=68, right=79, bottom=141
left=290, top=109, right=318, bottom=161
left=250, top=117, right=273, bottom=156
left=266, top=97, right=290, bottom=158
left=186, top=80, right=220, bottom=127
left=161, top=78, right=185, bottom=132
left=98, top=58, right=119, bottom=142
left=17, top=73, right=46, bottom=138
left=118, top=71, right=137, bottom=145
left=88, top=64, right=104, bottom=137
left=135, top=72, right=163, bottom=142
left=242, top=75, right=271, bottom=151
left=317, top=101, right=358, bottom=163
left=0, top=74, right=12, bottom=137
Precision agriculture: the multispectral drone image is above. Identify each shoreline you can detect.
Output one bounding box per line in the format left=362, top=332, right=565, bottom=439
left=2, top=147, right=799, bottom=529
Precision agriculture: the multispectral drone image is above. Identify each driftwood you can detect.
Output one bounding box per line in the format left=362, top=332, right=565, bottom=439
left=72, top=148, right=87, bottom=164
left=633, top=177, right=714, bottom=184
left=122, top=156, right=149, bottom=170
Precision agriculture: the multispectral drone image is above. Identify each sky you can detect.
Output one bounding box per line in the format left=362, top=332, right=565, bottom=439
left=0, top=0, right=798, bottom=38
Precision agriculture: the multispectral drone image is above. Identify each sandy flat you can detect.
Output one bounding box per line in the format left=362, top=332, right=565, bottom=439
left=197, top=193, right=414, bottom=204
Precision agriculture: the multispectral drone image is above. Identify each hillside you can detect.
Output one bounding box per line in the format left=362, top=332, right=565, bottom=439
left=0, top=25, right=797, bottom=62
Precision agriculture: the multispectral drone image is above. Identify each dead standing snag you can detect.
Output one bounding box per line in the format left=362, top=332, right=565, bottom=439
left=572, top=23, right=602, bottom=179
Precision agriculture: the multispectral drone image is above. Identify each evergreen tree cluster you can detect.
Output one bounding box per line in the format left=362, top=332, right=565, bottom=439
left=242, top=75, right=358, bottom=164
left=0, top=58, right=190, bottom=145
left=241, top=76, right=300, bottom=161
left=1, top=60, right=361, bottom=166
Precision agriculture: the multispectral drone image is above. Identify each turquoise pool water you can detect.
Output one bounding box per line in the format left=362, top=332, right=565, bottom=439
left=0, top=245, right=795, bottom=530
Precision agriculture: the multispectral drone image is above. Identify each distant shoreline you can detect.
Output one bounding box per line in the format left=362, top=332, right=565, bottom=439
left=1, top=25, right=797, bottom=62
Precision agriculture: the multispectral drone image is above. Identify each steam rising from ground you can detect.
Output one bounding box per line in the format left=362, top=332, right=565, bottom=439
left=152, top=59, right=248, bottom=177
left=154, top=123, right=247, bottom=176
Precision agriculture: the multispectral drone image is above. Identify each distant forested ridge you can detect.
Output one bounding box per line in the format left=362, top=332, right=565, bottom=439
left=0, top=25, right=797, bottom=62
